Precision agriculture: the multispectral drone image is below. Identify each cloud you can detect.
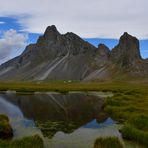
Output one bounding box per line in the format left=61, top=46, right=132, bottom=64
left=0, top=22, right=5, bottom=24
left=0, top=29, right=28, bottom=63
left=0, top=0, right=148, bottom=38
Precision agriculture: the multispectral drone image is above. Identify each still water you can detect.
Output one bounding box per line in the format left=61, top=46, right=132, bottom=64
left=0, top=92, right=121, bottom=148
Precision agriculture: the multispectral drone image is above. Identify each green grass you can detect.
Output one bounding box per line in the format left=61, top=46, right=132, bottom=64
left=0, top=135, right=44, bottom=148
left=121, top=124, right=148, bottom=146
left=120, top=115, right=148, bottom=146
left=0, top=115, right=9, bottom=122
left=103, top=85, right=148, bottom=146
left=0, top=115, right=44, bottom=147
left=129, top=115, right=148, bottom=131
left=0, top=115, right=13, bottom=140
left=0, top=81, right=147, bottom=92
left=94, top=137, right=123, bottom=148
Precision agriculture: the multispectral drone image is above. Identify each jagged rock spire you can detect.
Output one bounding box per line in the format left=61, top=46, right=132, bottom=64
left=110, top=32, right=141, bottom=68
left=43, top=25, right=60, bottom=37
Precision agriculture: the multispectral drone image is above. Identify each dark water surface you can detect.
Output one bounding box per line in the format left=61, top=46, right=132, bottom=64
left=0, top=92, right=121, bottom=148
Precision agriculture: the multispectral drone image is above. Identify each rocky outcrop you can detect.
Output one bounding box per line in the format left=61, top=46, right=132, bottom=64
left=110, top=32, right=148, bottom=78
left=97, top=44, right=110, bottom=64
left=110, top=32, right=141, bottom=68
left=83, top=44, right=111, bottom=81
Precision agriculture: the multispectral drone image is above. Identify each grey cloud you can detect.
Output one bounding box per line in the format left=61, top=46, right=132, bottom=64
left=0, top=0, right=148, bottom=38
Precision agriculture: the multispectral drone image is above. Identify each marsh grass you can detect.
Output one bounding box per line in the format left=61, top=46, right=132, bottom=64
left=129, top=115, right=148, bottom=131
left=94, top=137, right=123, bottom=148
left=0, top=135, right=44, bottom=148
left=0, top=81, right=146, bottom=92
left=121, top=124, right=148, bottom=146
left=0, top=115, right=9, bottom=122
left=0, top=81, right=148, bottom=146
left=0, top=115, right=13, bottom=139
left=103, top=85, right=148, bottom=146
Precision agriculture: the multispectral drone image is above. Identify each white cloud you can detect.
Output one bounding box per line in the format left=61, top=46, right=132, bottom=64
left=0, top=22, right=5, bottom=24
left=0, top=29, right=28, bottom=63
left=0, top=0, right=148, bottom=38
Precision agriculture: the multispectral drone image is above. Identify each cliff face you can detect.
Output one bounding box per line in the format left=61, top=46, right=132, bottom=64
left=111, top=32, right=141, bottom=68
left=110, top=33, right=148, bottom=78
left=0, top=26, right=147, bottom=81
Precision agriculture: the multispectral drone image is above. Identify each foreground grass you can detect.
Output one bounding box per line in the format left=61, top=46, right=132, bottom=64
left=121, top=123, right=148, bottom=146
left=0, top=115, right=13, bottom=139
left=0, top=114, right=43, bottom=148
left=119, top=115, right=148, bottom=146
left=94, top=137, right=123, bottom=148
left=0, top=135, right=44, bottom=148
left=103, top=84, right=148, bottom=146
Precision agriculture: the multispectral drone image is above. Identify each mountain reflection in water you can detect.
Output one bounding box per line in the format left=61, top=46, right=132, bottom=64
left=0, top=92, right=120, bottom=147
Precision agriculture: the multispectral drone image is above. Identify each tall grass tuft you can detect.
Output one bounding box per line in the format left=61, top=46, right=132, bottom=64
left=94, top=137, right=123, bottom=148
left=121, top=124, right=148, bottom=146
left=0, top=135, right=44, bottom=148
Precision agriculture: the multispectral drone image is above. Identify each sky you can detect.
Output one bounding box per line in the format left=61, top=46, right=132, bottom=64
left=0, top=0, right=148, bottom=64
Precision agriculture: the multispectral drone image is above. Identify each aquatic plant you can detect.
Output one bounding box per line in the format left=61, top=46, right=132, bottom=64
left=35, top=120, right=77, bottom=138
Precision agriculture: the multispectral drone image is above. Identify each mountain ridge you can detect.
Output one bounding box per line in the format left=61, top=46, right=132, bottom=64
left=0, top=26, right=147, bottom=81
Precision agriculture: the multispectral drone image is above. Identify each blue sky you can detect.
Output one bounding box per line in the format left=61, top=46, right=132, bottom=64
left=0, top=0, right=148, bottom=64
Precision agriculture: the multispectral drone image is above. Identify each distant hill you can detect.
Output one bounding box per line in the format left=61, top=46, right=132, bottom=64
left=0, top=25, right=147, bottom=81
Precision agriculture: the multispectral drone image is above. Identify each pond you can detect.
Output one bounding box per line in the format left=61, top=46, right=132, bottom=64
left=0, top=92, right=121, bottom=148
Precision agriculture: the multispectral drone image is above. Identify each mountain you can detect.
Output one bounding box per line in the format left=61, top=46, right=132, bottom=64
left=111, top=32, right=141, bottom=68
left=0, top=26, right=147, bottom=81
left=110, top=32, right=148, bottom=78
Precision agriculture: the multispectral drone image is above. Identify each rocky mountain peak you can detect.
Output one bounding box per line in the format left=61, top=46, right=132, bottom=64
left=44, top=25, right=60, bottom=36
left=18, top=25, right=97, bottom=66
left=37, top=25, right=60, bottom=45
left=120, top=32, right=139, bottom=49
left=97, top=44, right=110, bottom=56
left=110, top=32, right=141, bottom=68
left=98, top=43, right=108, bottom=49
